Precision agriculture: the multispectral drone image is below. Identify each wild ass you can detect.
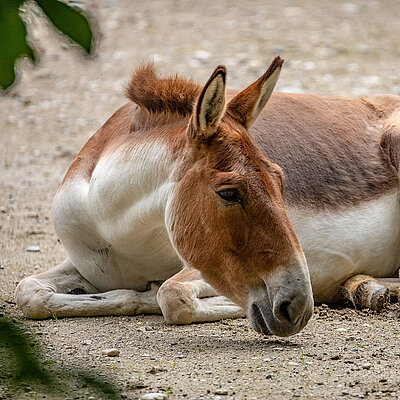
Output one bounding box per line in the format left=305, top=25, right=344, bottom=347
left=15, top=57, right=400, bottom=337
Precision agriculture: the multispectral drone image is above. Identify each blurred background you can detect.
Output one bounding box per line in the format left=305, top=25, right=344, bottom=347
left=3, top=0, right=400, bottom=134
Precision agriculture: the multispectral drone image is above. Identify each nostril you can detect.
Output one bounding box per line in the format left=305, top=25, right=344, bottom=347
left=278, top=300, right=291, bottom=323
left=274, top=299, right=301, bottom=325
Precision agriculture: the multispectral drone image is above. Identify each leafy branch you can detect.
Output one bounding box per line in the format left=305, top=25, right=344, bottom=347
left=0, top=0, right=93, bottom=91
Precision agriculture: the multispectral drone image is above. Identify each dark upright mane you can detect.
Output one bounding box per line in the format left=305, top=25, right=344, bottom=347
left=125, top=63, right=201, bottom=116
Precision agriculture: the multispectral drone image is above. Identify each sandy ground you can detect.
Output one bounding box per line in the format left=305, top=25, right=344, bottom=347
left=1, top=0, right=400, bottom=399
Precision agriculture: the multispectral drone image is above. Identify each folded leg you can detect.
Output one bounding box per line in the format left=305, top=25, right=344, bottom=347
left=15, top=259, right=160, bottom=319
left=156, top=267, right=245, bottom=324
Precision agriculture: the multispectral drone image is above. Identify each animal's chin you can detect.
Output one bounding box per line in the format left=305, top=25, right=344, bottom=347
left=249, top=303, right=272, bottom=335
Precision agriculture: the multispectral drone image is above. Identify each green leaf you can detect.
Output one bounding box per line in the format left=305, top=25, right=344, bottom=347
left=35, top=0, right=93, bottom=54
left=0, top=0, right=36, bottom=90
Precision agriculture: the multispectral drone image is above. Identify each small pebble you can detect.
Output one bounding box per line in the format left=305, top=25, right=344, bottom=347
left=214, top=389, right=228, bottom=395
left=140, top=393, right=167, bottom=400
left=102, top=348, right=120, bottom=357
left=137, top=326, right=154, bottom=332
left=26, top=245, right=40, bottom=252
left=362, top=362, right=371, bottom=370
left=288, top=361, right=299, bottom=366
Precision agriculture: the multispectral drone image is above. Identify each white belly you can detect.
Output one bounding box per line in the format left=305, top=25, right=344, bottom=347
left=287, top=191, right=400, bottom=302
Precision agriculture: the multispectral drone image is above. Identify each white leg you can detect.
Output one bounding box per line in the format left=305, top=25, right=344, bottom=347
left=15, top=259, right=160, bottom=319
left=157, top=267, right=245, bottom=324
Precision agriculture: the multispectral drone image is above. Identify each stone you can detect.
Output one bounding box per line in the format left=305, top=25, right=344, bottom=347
left=362, top=362, right=371, bottom=370
left=26, top=245, right=40, bottom=252
left=102, top=348, right=120, bottom=357
left=140, top=394, right=167, bottom=400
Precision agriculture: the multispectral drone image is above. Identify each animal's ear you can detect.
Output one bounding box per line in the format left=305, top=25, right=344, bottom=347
left=227, top=56, right=284, bottom=129
left=190, top=65, right=226, bottom=140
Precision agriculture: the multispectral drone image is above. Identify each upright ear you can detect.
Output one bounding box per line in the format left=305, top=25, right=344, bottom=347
left=190, top=65, right=226, bottom=140
left=227, top=56, right=284, bottom=129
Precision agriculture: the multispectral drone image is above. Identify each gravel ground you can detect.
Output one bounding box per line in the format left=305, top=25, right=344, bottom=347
left=1, top=0, right=400, bottom=399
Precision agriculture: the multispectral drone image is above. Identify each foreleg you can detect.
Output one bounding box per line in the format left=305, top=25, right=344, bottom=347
left=15, top=259, right=160, bottom=319
left=156, top=267, right=245, bottom=324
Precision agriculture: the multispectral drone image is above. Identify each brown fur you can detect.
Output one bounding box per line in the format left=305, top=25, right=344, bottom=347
left=169, top=115, right=302, bottom=306
left=125, top=63, right=201, bottom=116
left=251, top=93, right=399, bottom=209
left=228, top=56, right=284, bottom=128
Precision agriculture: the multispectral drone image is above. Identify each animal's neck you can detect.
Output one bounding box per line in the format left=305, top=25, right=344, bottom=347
left=88, top=137, right=180, bottom=240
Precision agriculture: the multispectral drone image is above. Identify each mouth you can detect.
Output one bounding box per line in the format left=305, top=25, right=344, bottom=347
left=248, top=293, right=313, bottom=337
left=249, top=302, right=271, bottom=335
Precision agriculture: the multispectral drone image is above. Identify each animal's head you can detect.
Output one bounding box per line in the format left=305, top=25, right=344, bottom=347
left=167, top=58, right=313, bottom=337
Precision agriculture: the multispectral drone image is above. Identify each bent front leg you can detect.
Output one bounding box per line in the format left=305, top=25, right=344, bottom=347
left=156, top=267, right=245, bottom=325
left=15, top=259, right=161, bottom=319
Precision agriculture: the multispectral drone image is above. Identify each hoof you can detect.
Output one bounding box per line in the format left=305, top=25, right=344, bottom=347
left=354, top=280, right=390, bottom=311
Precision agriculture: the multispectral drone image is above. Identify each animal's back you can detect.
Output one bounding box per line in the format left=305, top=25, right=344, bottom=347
left=251, top=92, right=400, bottom=209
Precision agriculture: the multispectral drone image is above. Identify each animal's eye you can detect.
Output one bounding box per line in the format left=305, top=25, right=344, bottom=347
left=217, top=188, right=242, bottom=204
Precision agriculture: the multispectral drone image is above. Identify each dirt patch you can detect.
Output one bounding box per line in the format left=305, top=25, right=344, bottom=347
left=1, top=0, right=400, bottom=399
